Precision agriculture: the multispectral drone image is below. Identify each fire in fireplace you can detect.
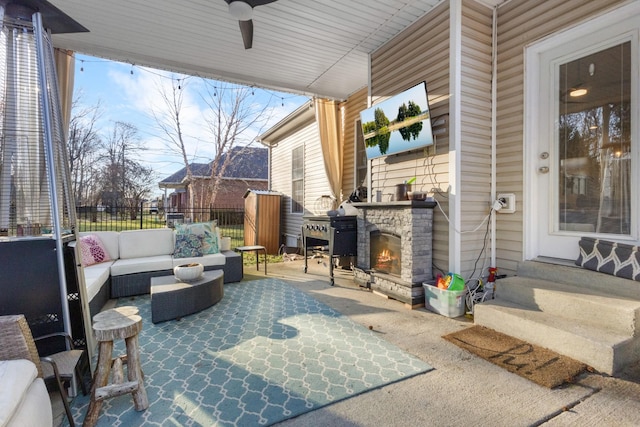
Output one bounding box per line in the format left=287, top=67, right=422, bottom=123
left=370, top=231, right=401, bottom=276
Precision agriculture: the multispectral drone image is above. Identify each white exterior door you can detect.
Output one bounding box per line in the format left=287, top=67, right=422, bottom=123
left=526, top=4, right=640, bottom=260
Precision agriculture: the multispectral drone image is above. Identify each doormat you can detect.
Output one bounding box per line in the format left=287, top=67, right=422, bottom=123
left=443, top=326, right=587, bottom=388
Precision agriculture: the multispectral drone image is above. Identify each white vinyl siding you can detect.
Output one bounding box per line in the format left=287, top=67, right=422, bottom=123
left=495, top=0, right=625, bottom=274
left=267, top=88, right=368, bottom=249
left=370, top=1, right=451, bottom=274
left=270, top=122, right=318, bottom=246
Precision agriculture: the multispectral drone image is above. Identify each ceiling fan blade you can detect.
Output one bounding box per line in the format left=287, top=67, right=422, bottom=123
left=238, top=20, right=253, bottom=49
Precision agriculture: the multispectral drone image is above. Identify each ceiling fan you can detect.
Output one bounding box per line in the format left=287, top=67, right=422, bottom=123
left=224, top=0, right=277, bottom=49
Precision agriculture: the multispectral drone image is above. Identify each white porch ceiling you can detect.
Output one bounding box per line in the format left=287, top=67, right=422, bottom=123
left=49, top=0, right=502, bottom=100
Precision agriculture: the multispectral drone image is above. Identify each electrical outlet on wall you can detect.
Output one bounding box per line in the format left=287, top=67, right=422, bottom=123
left=496, top=193, right=516, bottom=214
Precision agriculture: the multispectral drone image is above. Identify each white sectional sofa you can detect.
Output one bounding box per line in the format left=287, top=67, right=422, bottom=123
left=0, top=359, right=52, bottom=427
left=75, top=229, right=242, bottom=316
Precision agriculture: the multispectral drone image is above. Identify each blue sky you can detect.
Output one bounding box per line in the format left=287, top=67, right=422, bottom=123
left=72, top=54, right=309, bottom=195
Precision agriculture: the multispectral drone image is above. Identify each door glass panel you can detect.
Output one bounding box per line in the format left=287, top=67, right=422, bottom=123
left=558, top=42, right=631, bottom=235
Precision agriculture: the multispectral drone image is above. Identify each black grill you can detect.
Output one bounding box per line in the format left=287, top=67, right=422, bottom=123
left=302, top=215, right=357, bottom=285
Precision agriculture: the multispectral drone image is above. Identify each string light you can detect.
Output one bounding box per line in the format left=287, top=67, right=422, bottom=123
left=68, top=52, right=311, bottom=103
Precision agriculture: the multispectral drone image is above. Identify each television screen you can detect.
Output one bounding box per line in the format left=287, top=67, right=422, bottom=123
left=360, top=81, right=434, bottom=159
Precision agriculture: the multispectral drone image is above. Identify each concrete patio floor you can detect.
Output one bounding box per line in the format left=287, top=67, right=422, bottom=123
left=57, top=256, right=640, bottom=426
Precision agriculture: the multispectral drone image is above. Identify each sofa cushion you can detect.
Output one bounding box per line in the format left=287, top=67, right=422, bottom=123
left=175, top=221, right=219, bottom=255
left=79, top=231, right=120, bottom=259
left=5, top=377, right=52, bottom=427
left=110, top=255, right=174, bottom=276
left=172, top=252, right=226, bottom=268
left=82, top=262, right=113, bottom=301
left=78, top=234, right=112, bottom=266
left=173, top=233, right=203, bottom=258
left=119, top=229, right=175, bottom=259
left=0, top=359, right=38, bottom=427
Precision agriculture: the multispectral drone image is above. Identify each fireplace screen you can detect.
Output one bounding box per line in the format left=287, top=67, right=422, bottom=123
left=370, top=231, right=401, bottom=276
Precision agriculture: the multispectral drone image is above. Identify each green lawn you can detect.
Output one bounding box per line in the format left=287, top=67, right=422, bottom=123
left=77, top=212, right=166, bottom=231
left=237, top=251, right=283, bottom=265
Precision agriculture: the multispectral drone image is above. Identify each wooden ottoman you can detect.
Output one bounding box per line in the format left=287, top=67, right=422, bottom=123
left=150, top=270, right=224, bottom=324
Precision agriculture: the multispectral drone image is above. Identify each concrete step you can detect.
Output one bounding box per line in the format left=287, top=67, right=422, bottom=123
left=474, top=260, right=640, bottom=375
left=518, top=260, right=640, bottom=300
left=494, top=276, right=640, bottom=336
left=474, top=299, right=640, bottom=375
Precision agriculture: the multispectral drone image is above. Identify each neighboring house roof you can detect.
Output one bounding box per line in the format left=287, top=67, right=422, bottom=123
left=159, top=163, right=210, bottom=186
left=219, top=147, right=268, bottom=180
left=158, top=146, right=268, bottom=189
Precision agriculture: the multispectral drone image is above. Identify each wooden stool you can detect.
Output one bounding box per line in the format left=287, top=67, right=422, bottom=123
left=92, top=305, right=139, bottom=322
left=83, top=306, right=148, bottom=427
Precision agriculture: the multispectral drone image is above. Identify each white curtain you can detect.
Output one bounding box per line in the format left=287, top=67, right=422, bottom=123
left=596, top=148, right=630, bottom=234
left=54, top=48, right=75, bottom=139
left=315, top=98, right=343, bottom=203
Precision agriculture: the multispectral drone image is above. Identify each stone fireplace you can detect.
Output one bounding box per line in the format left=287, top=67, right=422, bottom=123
left=353, top=200, right=436, bottom=307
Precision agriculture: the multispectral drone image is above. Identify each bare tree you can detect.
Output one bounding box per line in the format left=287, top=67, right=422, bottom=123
left=124, top=162, right=156, bottom=218
left=100, top=121, right=155, bottom=218
left=150, top=77, right=196, bottom=210
left=67, top=96, right=102, bottom=205
left=199, top=81, right=277, bottom=207
left=151, top=78, right=279, bottom=213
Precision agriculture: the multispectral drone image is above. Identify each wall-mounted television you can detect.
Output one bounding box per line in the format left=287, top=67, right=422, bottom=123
left=360, top=81, right=434, bottom=159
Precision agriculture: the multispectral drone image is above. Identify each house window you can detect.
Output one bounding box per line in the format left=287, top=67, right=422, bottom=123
left=355, top=120, right=367, bottom=187
left=292, top=146, right=304, bottom=213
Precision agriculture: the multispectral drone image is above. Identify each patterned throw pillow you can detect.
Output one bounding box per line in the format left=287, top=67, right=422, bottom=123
left=576, top=237, right=640, bottom=281
left=173, top=233, right=204, bottom=258
left=175, top=221, right=219, bottom=255
left=79, top=234, right=112, bottom=266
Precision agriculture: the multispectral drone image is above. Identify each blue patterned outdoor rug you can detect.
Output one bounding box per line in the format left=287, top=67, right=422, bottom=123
left=67, top=278, right=432, bottom=426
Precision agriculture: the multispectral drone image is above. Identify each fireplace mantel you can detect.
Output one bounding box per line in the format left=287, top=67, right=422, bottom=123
left=352, top=200, right=437, bottom=209
left=353, top=201, right=435, bottom=308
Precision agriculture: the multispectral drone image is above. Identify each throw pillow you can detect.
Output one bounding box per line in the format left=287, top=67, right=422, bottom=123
left=78, top=234, right=112, bottom=266
left=175, top=221, right=219, bottom=255
left=215, top=226, right=222, bottom=250
left=173, top=233, right=204, bottom=258
left=576, top=237, right=640, bottom=281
